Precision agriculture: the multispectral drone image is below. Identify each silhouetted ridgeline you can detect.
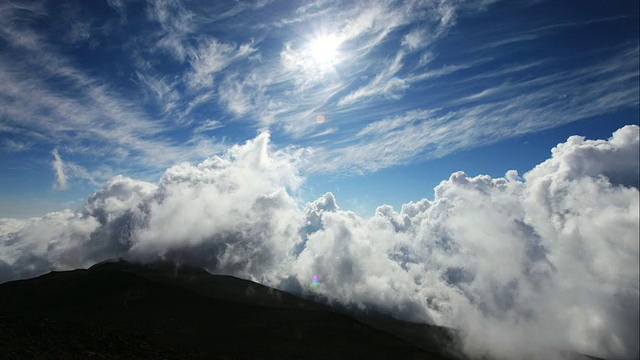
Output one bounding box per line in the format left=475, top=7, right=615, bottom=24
left=0, top=259, right=605, bottom=359
left=0, top=259, right=453, bottom=359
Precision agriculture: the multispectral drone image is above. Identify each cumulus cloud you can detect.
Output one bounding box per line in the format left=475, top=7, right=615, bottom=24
left=2, top=126, right=639, bottom=359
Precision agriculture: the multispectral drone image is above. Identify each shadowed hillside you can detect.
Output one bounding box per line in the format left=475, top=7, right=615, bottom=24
left=0, top=259, right=454, bottom=359
left=0, top=259, right=607, bottom=359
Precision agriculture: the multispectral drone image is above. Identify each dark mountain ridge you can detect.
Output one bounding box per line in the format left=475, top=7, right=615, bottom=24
left=0, top=259, right=605, bottom=359
left=0, top=259, right=455, bottom=359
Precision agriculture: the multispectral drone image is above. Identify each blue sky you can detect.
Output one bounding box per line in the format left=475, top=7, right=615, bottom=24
left=0, top=0, right=638, bottom=218
left=1, top=2, right=639, bottom=357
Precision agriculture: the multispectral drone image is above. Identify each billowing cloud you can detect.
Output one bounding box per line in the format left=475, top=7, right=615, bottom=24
left=2, top=126, right=639, bottom=359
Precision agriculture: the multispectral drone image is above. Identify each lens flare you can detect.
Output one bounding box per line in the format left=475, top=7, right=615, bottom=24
left=320, top=67, right=341, bottom=87
left=384, top=77, right=408, bottom=100
left=316, top=114, right=326, bottom=123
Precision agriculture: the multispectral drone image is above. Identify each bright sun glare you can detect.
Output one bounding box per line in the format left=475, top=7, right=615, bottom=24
left=307, top=34, right=340, bottom=66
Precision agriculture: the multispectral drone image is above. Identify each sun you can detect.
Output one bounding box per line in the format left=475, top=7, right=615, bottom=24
left=306, top=34, right=341, bottom=67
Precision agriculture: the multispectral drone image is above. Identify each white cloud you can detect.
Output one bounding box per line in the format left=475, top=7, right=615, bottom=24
left=0, top=209, right=100, bottom=282
left=131, top=131, right=305, bottom=272
left=337, top=50, right=407, bottom=106
left=51, top=148, right=67, bottom=191
left=193, top=119, right=224, bottom=133
left=1, top=125, right=638, bottom=359
left=1, top=138, right=32, bottom=152
left=308, top=44, right=639, bottom=175
left=186, top=39, right=257, bottom=90
left=85, top=175, right=158, bottom=224
left=0, top=39, right=227, bottom=178
left=134, top=71, right=180, bottom=112
left=20, top=0, right=627, bottom=175
left=146, top=0, right=196, bottom=61
left=405, top=59, right=488, bottom=84
left=189, top=0, right=478, bottom=138
left=106, top=0, right=125, bottom=16
left=308, top=110, right=454, bottom=174
left=0, top=2, right=638, bottom=358
left=356, top=109, right=437, bottom=137
left=402, top=28, right=430, bottom=52
left=0, top=218, right=27, bottom=235
left=525, top=125, right=639, bottom=187
left=307, top=127, right=338, bottom=139
left=217, top=77, right=254, bottom=116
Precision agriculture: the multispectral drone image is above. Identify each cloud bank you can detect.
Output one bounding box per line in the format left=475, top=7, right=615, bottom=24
left=2, top=125, right=639, bottom=360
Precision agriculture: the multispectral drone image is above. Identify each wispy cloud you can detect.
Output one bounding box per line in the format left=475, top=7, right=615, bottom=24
left=217, top=76, right=255, bottom=116
left=186, top=39, right=257, bottom=90
left=0, top=0, right=637, bottom=186
left=309, top=44, right=639, bottom=174
left=106, top=0, right=126, bottom=17
left=146, top=0, right=196, bottom=61
left=338, top=50, right=407, bottom=106
left=401, top=28, right=430, bottom=52
left=201, top=0, right=475, bottom=137
left=0, top=2, right=231, bottom=180
left=1, top=138, right=32, bottom=153
left=307, top=127, right=338, bottom=139
left=51, top=148, right=67, bottom=191
left=193, top=119, right=224, bottom=133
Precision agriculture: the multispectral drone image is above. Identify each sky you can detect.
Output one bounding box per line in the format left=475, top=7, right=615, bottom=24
left=1, top=1, right=639, bottom=359
left=0, top=0, right=637, bottom=217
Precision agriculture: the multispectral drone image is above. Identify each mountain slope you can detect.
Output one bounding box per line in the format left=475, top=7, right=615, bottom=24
left=0, top=260, right=452, bottom=359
